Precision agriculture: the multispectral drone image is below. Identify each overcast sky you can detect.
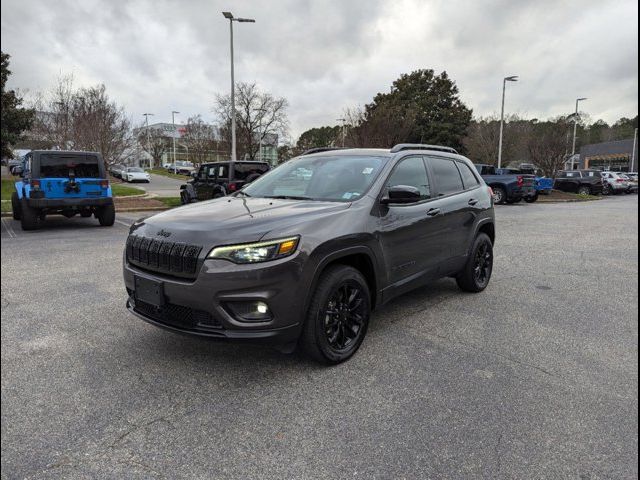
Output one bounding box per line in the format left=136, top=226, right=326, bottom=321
left=1, top=0, right=638, bottom=139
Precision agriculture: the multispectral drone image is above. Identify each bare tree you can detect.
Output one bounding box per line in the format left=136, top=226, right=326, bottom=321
left=343, top=103, right=417, bottom=148
left=183, top=115, right=217, bottom=165
left=214, top=82, right=289, bottom=160
left=527, top=118, right=569, bottom=177
left=27, top=76, right=134, bottom=165
left=136, top=126, right=168, bottom=167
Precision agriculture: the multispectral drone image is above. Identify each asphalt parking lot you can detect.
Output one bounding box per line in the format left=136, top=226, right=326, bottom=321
left=1, top=195, right=638, bottom=479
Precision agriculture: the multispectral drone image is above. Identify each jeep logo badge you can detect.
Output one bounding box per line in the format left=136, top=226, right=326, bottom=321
left=156, top=229, right=172, bottom=237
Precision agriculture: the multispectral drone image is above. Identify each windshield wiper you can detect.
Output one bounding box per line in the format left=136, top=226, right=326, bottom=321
left=264, top=195, right=314, bottom=201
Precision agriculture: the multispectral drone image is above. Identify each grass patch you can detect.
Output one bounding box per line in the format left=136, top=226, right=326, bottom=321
left=156, top=197, right=182, bottom=208
left=1, top=200, right=11, bottom=212
left=149, top=168, right=190, bottom=180
left=111, top=184, right=145, bottom=197
left=1, top=179, right=16, bottom=201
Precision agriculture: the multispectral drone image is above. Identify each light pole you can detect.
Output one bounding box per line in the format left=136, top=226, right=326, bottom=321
left=497, top=75, right=518, bottom=169
left=143, top=113, right=154, bottom=168
left=631, top=127, right=638, bottom=172
left=571, top=97, right=587, bottom=169
left=222, top=11, right=255, bottom=162
left=337, top=118, right=346, bottom=147
left=172, top=111, right=180, bottom=174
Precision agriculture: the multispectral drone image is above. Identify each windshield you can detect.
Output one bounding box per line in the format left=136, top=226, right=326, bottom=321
left=128, top=167, right=144, bottom=172
left=39, top=154, right=101, bottom=178
left=242, top=155, right=386, bottom=201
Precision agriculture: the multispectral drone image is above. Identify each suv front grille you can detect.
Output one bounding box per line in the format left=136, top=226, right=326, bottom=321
left=126, top=234, right=203, bottom=277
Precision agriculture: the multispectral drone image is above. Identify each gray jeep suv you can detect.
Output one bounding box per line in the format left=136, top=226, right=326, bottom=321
left=123, top=144, right=495, bottom=363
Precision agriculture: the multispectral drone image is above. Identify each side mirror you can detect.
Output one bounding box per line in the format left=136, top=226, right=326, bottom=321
left=380, top=185, right=422, bottom=204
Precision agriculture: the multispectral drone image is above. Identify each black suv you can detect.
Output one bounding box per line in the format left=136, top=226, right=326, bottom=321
left=180, top=160, right=270, bottom=204
left=124, top=145, right=495, bottom=363
left=554, top=170, right=604, bottom=195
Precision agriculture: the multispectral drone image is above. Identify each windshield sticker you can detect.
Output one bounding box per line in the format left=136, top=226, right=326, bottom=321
left=362, top=167, right=374, bottom=175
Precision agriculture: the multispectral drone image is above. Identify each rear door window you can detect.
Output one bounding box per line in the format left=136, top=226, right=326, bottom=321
left=456, top=161, right=481, bottom=189
left=428, top=157, right=464, bottom=196
left=39, top=154, right=101, bottom=178
left=233, top=163, right=270, bottom=180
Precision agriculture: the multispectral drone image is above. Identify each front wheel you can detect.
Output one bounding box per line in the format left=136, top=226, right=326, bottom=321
left=524, top=193, right=539, bottom=203
left=577, top=186, right=591, bottom=196
left=11, top=192, right=21, bottom=220
left=299, top=265, right=371, bottom=364
left=96, top=204, right=116, bottom=226
left=456, top=233, right=493, bottom=293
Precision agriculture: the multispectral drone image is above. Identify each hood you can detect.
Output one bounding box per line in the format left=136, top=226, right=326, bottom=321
left=130, top=196, right=351, bottom=247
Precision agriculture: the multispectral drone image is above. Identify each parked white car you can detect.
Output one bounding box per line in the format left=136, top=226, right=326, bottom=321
left=123, top=167, right=151, bottom=183
left=165, top=161, right=195, bottom=176
left=601, top=171, right=629, bottom=195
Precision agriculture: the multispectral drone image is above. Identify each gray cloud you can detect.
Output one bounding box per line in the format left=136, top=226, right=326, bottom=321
left=1, top=0, right=637, bottom=139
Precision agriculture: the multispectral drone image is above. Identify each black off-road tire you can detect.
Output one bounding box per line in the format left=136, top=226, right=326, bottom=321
left=19, top=198, right=41, bottom=231
left=456, top=233, right=494, bottom=293
left=97, top=204, right=116, bottom=226
left=299, top=265, right=371, bottom=364
left=11, top=192, right=21, bottom=220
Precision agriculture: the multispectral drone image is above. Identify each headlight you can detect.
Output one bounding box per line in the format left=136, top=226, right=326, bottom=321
left=208, top=236, right=299, bottom=264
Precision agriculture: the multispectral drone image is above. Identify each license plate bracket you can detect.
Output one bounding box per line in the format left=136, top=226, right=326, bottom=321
left=134, top=276, right=164, bottom=307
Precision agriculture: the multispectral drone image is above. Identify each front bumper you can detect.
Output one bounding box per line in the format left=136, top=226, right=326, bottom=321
left=27, top=196, right=113, bottom=208
left=123, top=254, right=307, bottom=346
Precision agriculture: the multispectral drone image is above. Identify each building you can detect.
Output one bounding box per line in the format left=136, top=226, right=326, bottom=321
left=133, top=122, right=279, bottom=168
left=575, top=139, right=638, bottom=172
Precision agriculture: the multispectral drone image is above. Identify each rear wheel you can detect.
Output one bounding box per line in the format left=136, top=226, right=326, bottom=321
left=456, top=233, right=493, bottom=293
left=11, top=192, right=21, bottom=220
left=524, top=193, right=539, bottom=203
left=97, top=204, right=116, bottom=226
left=577, top=185, right=591, bottom=195
left=602, top=184, right=611, bottom=195
left=492, top=186, right=507, bottom=205
left=19, top=198, right=41, bottom=231
left=300, top=265, right=371, bottom=364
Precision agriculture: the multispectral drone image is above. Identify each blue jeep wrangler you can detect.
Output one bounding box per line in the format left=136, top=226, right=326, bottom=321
left=11, top=150, right=116, bottom=230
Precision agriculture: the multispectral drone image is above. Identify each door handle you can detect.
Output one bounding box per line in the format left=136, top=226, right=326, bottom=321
left=427, top=208, right=441, bottom=216
left=468, top=198, right=478, bottom=206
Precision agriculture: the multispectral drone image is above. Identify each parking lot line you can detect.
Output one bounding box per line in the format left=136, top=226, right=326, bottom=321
left=1, top=217, right=17, bottom=238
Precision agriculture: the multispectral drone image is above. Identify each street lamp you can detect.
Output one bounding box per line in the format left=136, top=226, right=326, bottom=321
left=143, top=113, right=154, bottom=168
left=497, top=75, right=518, bottom=169
left=222, top=11, right=255, bottom=162
left=172, top=111, right=180, bottom=174
left=337, top=118, right=347, bottom=147
left=571, top=97, right=587, bottom=169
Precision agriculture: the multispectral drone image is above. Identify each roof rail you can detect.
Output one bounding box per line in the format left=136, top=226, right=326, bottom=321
left=300, top=147, right=349, bottom=156
left=390, top=144, right=458, bottom=154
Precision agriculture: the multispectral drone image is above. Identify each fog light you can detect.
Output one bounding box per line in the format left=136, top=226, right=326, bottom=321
left=225, top=301, right=272, bottom=322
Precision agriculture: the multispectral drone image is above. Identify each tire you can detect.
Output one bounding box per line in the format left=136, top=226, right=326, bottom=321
left=524, top=193, right=539, bottom=203
left=96, top=203, right=116, bottom=226
left=299, top=265, right=371, bottom=364
left=180, top=191, right=190, bottom=205
left=456, top=233, right=493, bottom=293
left=602, top=184, right=611, bottom=196
left=492, top=186, right=507, bottom=205
left=19, top=198, right=41, bottom=231
left=577, top=186, right=591, bottom=196
left=11, top=192, right=21, bottom=220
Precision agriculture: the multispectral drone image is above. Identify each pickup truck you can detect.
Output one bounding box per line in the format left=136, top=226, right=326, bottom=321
left=474, top=164, right=537, bottom=204
left=496, top=168, right=553, bottom=196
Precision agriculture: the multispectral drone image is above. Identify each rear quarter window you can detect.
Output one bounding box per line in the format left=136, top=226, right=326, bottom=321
left=429, top=157, right=464, bottom=196
left=456, top=161, right=481, bottom=189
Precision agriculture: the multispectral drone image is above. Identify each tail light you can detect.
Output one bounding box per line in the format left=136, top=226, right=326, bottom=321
left=31, top=179, right=41, bottom=189
left=100, top=179, right=110, bottom=189
left=228, top=182, right=237, bottom=192
left=487, top=186, right=494, bottom=197
left=616, top=178, right=625, bottom=183
left=517, top=176, right=524, bottom=186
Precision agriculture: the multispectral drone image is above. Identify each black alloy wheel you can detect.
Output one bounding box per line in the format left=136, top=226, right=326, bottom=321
left=323, top=282, right=367, bottom=351
left=456, top=233, right=493, bottom=293
left=300, top=265, right=371, bottom=364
